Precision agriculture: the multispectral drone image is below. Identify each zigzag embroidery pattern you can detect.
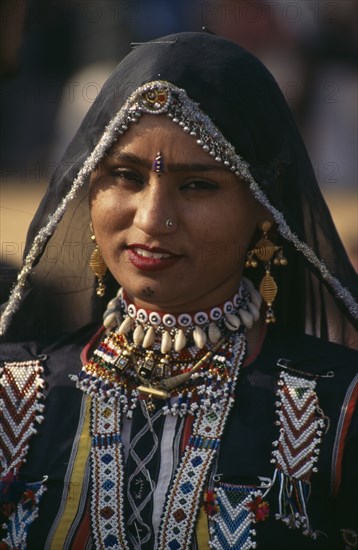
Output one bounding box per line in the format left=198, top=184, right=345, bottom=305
left=269, top=370, right=327, bottom=537
left=0, top=360, right=45, bottom=476
left=210, top=487, right=260, bottom=550
left=272, top=372, right=325, bottom=481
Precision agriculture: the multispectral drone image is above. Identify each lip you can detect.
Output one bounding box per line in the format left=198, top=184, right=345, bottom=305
left=126, top=244, right=182, bottom=272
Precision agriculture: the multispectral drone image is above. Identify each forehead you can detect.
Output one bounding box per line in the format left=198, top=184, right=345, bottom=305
left=107, top=114, right=219, bottom=165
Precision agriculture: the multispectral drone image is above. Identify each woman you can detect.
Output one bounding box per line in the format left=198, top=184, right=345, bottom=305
left=0, top=32, right=357, bottom=550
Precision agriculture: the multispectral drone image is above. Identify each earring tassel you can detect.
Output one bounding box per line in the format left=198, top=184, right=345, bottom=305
left=90, top=245, right=107, bottom=297
left=260, top=269, right=278, bottom=323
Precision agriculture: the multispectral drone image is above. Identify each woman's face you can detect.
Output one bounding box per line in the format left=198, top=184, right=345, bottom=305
left=90, top=115, right=262, bottom=312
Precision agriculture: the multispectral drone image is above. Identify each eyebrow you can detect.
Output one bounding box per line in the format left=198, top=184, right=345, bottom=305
left=105, top=151, right=226, bottom=173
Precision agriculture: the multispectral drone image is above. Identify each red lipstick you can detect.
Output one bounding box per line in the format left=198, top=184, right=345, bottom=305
left=126, top=244, right=181, bottom=272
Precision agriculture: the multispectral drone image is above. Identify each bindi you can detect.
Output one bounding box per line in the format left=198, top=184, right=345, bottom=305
left=152, top=152, right=164, bottom=175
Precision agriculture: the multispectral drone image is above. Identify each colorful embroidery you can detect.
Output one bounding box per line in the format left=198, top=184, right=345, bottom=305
left=0, top=360, right=47, bottom=549
left=90, top=398, right=130, bottom=550
left=209, top=485, right=267, bottom=550
left=156, top=334, right=246, bottom=550
left=203, top=490, right=219, bottom=516
left=86, top=333, right=246, bottom=550
left=271, top=371, right=326, bottom=536
left=246, top=495, right=270, bottom=523
left=0, top=361, right=45, bottom=477
left=79, top=333, right=331, bottom=547
left=0, top=479, right=47, bottom=550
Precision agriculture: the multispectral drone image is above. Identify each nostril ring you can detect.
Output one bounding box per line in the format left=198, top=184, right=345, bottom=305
left=165, top=218, right=173, bottom=228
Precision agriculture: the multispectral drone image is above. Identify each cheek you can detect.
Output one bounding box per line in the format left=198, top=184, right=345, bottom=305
left=217, top=205, right=258, bottom=261
left=195, top=216, right=254, bottom=276
left=90, top=190, right=131, bottom=237
left=208, top=202, right=257, bottom=244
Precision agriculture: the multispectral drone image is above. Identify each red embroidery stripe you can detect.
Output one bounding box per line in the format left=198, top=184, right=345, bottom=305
left=333, top=380, right=358, bottom=496
left=1, top=392, right=37, bottom=421
left=181, top=414, right=195, bottom=455
left=280, top=436, right=316, bottom=459
left=282, top=390, right=316, bottom=417
left=69, top=495, right=91, bottom=549
left=80, top=326, right=106, bottom=364
left=280, top=411, right=316, bottom=438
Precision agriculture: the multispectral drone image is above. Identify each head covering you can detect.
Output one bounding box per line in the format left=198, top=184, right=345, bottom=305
left=1, top=32, right=357, bottom=347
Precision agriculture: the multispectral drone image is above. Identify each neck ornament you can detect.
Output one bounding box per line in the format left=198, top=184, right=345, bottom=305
left=74, top=279, right=261, bottom=414
left=104, top=277, right=261, bottom=351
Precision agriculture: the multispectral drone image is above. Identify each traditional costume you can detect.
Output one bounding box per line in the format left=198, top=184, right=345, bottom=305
left=1, top=32, right=357, bottom=550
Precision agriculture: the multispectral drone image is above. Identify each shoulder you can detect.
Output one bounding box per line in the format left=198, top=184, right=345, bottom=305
left=259, top=324, right=357, bottom=377
left=0, top=323, right=101, bottom=364
left=252, top=324, right=358, bottom=440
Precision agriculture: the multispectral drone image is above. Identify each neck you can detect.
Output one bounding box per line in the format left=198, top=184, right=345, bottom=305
left=103, top=277, right=264, bottom=356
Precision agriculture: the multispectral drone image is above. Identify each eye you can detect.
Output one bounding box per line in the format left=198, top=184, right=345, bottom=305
left=181, top=179, right=218, bottom=191
left=111, top=169, right=144, bottom=186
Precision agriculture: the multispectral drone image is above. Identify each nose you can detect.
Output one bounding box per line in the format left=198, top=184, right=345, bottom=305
left=133, top=176, right=176, bottom=235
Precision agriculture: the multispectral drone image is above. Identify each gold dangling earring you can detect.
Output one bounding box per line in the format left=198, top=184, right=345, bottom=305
left=89, top=227, right=107, bottom=297
left=245, top=221, right=287, bottom=323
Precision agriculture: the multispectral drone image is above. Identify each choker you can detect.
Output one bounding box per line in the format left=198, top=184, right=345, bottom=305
left=73, top=279, right=261, bottom=413
left=103, top=277, right=262, bottom=352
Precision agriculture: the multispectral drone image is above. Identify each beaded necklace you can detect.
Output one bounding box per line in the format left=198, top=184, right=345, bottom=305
left=104, top=277, right=261, bottom=349
left=73, top=279, right=259, bottom=414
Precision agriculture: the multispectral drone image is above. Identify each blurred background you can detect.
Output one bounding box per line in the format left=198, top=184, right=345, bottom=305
left=0, top=0, right=357, bottom=302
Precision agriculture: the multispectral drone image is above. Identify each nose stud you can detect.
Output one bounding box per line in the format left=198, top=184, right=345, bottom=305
left=152, top=151, right=164, bottom=175
left=165, top=218, right=173, bottom=228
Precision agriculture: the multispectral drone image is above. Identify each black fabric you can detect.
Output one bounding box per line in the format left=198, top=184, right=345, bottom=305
left=0, top=323, right=98, bottom=549
left=1, top=324, right=356, bottom=549
left=1, top=31, right=356, bottom=346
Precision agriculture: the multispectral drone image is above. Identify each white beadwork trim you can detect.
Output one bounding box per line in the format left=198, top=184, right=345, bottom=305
left=271, top=371, right=325, bottom=481
left=0, top=360, right=45, bottom=476
left=91, top=397, right=130, bottom=550
left=0, top=360, right=47, bottom=550
left=1, top=80, right=356, bottom=334
left=156, top=333, right=246, bottom=550
left=270, top=370, right=326, bottom=537
left=209, top=486, right=263, bottom=550
left=84, top=332, right=246, bottom=550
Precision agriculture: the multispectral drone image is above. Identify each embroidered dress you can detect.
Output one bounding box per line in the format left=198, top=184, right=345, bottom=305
left=75, top=320, right=248, bottom=550
left=1, top=325, right=357, bottom=549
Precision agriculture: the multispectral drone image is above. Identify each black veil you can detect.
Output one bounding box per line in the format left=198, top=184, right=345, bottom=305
left=1, top=32, right=357, bottom=348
